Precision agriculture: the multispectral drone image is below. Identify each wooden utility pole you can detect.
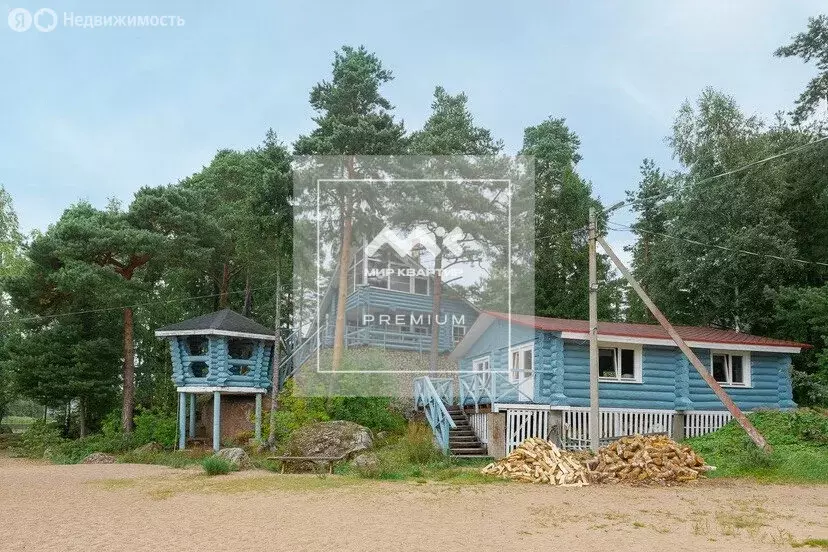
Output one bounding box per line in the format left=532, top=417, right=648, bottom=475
left=266, top=271, right=282, bottom=449
left=596, top=235, right=771, bottom=452
left=588, top=208, right=600, bottom=453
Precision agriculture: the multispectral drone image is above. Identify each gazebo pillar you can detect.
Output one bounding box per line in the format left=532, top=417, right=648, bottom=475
left=212, top=391, right=221, bottom=452
left=177, top=392, right=186, bottom=450
left=188, top=394, right=196, bottom=438
left=254, top=393, right=263, bottom=441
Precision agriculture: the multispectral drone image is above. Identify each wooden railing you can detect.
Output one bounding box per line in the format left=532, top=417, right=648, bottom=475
left=413, top=376, right=456, bottom=453
left=459, top=372, right=492, bottom=412
left=324, top=324, right=432, bottom=352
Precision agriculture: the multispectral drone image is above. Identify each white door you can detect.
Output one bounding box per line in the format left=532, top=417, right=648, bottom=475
left=510, top=344, right=534, bottom=402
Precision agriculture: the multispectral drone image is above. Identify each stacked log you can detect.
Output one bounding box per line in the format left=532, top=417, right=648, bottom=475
left=481, top=438, right=590, bottom=486
left=588, top=434, right=713, bottom=484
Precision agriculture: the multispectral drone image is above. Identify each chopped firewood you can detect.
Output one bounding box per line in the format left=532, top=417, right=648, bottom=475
left=481, top=438, right=590, bottom=486
left=587, top=434, right=714, bottom=484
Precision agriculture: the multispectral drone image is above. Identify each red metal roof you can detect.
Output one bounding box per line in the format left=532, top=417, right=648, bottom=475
left=484, top=311, right=810, bottom=350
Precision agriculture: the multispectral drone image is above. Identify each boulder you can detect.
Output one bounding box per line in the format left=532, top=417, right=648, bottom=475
left=287, top=420, right=373, bottom=460
left=133, top=442, right=164, bottom=454
left=216, top=447, right=251, bottom=469
left=351, top=452, right=381, bottom=477
left=81, top=452, right=116, bottom=464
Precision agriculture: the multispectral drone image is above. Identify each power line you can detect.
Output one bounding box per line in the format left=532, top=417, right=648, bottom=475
left=536, top=224, right=588, bottom=241
left=0, top=284, right=282, bottom=326
left=608, top=221, right=828, bottom=269
left=607, top=134, right=828, bottom=214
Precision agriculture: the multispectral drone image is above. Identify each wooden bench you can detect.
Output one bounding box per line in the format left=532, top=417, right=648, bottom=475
left=267, top=453, right=349, bottom=474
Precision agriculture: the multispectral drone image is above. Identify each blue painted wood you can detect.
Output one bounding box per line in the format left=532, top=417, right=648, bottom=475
left=327, top=285, right=479, bottom=353
left=188, top=394, right=196, bottom=438
left=170, top=334, right=273, bottom=391
left=212, top=391, right=221, bottom=452
left=254, top=394, right=262, bottom=441
left=178, top=392, right=186, bottom=450
left=456, top=325, right=797, bottom=412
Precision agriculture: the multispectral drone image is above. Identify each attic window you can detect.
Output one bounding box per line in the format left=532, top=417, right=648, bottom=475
left=710, top=352, right=750, bottom=387
left=185, top=336, right=209, bottom=356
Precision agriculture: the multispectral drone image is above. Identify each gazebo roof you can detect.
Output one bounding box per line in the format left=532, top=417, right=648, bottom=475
left=155, top=309, right=275, bottom=341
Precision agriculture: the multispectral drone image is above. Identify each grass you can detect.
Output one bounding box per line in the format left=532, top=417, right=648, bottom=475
left=202, top=455, right=236, bottom=476
left=685, top=409, right=828, bottom=483
left=790, top=538, right=828, bottom=550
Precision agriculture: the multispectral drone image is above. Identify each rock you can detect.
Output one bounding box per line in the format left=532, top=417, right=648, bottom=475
left=352, top=452, right=381, bottom=477
left=216, top=447, right=250, bottom=469
left=287, top=420, right=373, bottom=460
left=375, top=431, right=388, bottom=441
left=133, top=442, right=164, bottom=454
left=81, top=452, right=116, bottom=464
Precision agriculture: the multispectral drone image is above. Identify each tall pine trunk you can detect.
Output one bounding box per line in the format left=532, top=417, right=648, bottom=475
left=121, top=307, right=135, bottom=433
left=267, top=271, right=281, bottom=448
left=219, top=263, right=231, bottom=308
left=331, top=216, right=352, bottom=373
left=78, top=397, right=87, bottom=438
left=429, top=252, right=443, bottom=372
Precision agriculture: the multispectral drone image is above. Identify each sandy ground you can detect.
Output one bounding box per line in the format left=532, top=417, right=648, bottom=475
left=1, top=455, right=827, bottom=552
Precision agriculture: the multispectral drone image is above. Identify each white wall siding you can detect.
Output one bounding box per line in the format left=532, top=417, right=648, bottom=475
left=685, top=410, right=733, bottom=437
left=469, top=412, right=489, bottom=445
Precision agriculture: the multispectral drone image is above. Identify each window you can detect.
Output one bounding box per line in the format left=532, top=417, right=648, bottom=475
left=189, top=361, right=209, bottom=378
left=598, top=345, right=640, bottom=382
left=452, top=325, right=466, bottom=346
left=508, top=343, right=534, bottom=384
left=414, top=276, right=428, bottom=295
left=185, top=335, right=208, bottom=356
left=228, top=338, right=255, bottom=359
left=472, top=356, right=490, bottom=372
left=710, top=352, right=750, bottom=386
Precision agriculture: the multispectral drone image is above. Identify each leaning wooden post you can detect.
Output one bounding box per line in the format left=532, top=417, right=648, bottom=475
left=588, top=207, right=600, bottom=453
left=596, top=236, right=771, bottom=452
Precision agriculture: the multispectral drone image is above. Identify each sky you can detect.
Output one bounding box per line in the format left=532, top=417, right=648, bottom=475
left=0, top=0, right=824, bottom=264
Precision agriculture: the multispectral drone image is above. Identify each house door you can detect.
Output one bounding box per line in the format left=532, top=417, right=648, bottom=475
left=510, top=344, right=534, bottom=402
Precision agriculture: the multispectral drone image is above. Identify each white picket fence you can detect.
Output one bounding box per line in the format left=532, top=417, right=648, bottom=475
left=506, top=410, right=552, bottom=453
left=469, top=413, right=489, bottom=445
left=684, top=410, right=733, bottom=437
left=561, top=408, right=675, bottom=450
left=503, top=408, right=736, bottom=453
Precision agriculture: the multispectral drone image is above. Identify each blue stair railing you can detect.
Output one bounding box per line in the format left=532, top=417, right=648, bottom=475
left=413, top=376, right=456, bottom=453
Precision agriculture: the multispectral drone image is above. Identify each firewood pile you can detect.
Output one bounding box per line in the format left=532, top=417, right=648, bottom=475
left=587, top=434, right=713, bottom=484
left=481, top=438, right=590, bottom=486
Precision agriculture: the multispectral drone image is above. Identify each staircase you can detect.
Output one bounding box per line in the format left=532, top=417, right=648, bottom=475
left=446, top=406, right=488, bottom=457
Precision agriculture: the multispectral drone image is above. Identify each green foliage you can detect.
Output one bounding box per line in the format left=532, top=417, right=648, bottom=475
left=15, top=420, right=65, bottom=459
left=686, top=409, right=828, bottom=482
left=775, top=15, right=828, bottom=125
left=132, top=409, right=177, bottom=448
left=325, top=396, right=406, bottom=434
left=202, top=455, right=236, bottom=476
left=400, top=422, right=442, bottom=464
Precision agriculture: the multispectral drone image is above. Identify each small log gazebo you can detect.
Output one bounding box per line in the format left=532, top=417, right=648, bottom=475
left=155, top=309, right=274, bottom=451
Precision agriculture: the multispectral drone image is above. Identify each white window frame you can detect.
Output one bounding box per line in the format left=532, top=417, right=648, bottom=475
left=472, top=355, right=490, bottom=373
left=709, top=350, right=751, bottom=387
left=452, top=324, right=467, bottom=346
left=597, top=342, right=643, bottom=384
left=508, top=342, right=534, bottom=383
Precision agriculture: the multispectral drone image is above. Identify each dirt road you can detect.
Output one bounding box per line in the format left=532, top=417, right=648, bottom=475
left=1, top=455, right=826, bottom=551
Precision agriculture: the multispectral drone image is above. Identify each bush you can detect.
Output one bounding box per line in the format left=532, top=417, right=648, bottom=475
left=15, top=420, right=65, bottom=458
left=326, top=396, right=407, bottom=435
left=133, top=409, right=177, bottom=448
left=202, top=455, right=235, bottom=476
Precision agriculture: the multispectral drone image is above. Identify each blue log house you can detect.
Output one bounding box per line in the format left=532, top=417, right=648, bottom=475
left=439, top=311, right=809, bottom=455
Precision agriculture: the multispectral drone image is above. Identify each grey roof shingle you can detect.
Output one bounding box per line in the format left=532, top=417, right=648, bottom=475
left=156, top=309, right=273, bottom=338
